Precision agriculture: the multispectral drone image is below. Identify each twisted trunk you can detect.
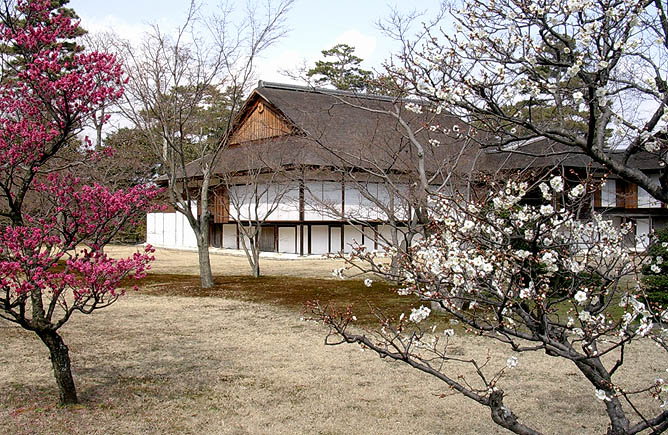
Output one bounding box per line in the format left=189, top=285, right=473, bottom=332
left=37, top=329, right=78, bottom=405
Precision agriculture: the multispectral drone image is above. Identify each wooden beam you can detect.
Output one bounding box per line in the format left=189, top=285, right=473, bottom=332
left=299, top=178, right=305, bottom=256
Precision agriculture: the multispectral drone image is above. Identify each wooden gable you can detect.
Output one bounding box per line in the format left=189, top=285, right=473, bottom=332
left=229, top=99, right=292, bottom=145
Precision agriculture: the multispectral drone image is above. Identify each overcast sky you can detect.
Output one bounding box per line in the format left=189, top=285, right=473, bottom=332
left=67, top=0, right=443, bottom=85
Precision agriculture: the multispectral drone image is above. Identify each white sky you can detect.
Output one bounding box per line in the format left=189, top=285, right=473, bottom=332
left=67, top=0, right=443, bottom=85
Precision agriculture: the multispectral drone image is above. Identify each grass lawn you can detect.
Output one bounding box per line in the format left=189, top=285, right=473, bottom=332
left=136, top=274, right=425, bottom=326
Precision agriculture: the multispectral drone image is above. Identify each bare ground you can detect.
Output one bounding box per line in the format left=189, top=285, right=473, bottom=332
left=0, top=246, right=666, bottom=434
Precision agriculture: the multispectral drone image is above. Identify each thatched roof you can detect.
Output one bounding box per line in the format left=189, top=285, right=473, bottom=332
left=167, top=81, right=662, bottom=183
left=172, top=81, right=478, bottom=182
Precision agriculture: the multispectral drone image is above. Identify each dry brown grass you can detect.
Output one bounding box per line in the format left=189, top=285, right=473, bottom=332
left=0, top=246, right=666, bottom=434
left=105, top=245, right=352, bottom=279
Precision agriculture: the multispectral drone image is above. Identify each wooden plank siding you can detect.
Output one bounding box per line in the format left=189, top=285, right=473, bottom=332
left=230, top=100, right=292, bottom=144
left=211, top=186, right=230, bottom=224
left=593, top=187, right=602, bottom=207
left=616, top=180, right=638, bottom=209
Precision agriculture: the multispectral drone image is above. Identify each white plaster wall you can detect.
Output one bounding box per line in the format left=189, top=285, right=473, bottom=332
left=377, top=224, right=393, bottom=249
left=275, top=184, right=300, bottom=221
left=330, top=226, right=342, bottom=252
left=349, top=183, right=411, bottom=221
left=163, top=213, right=176, bottom=247
left=322, top=182, right=343, bottom=219
left=304, top=181, right=324, bottom=221
left=145, top=205, right=198, bottom=249
left=227, top=180, right=413, bottom=224
left=310, top=225, right=329, bottom=254
left=359, top=184, right=379, bottom=221
left=363, top=226, right=376, bottom=251
left=637, top=218, right=650, bottom=250
left=295, top=225, right=309, bottom=254
left=373, top=184, right=391, bottom=221
left=179, top=206, right=198, bottom=248
left=146, top=212, right=162, bottom=246
left=343, top=187, right=361, bottom=220
left=343, top=224, right=363, bottom=253
left=222, top=224, right=237, bottom=249
left=278, top=227, right=296, bottom=253
left=229, top=185, right=252, bottom=220
left=254, top=183, right=271, bottom=219
left=304, top=226, right=309, bottom=253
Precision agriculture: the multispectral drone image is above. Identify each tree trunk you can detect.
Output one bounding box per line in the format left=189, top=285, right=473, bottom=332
left=196, top=233, right=214, bottom=288
left=37, top=329, right=78, bottom=405
left=252, top=248, right=261, bottom=278
left=573, top=358, right=630, bottom=435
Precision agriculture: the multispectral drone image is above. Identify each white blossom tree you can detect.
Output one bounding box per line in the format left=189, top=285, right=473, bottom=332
left=381, top=0, right=668, bottom=202
left=310, top=2, right=668, bottom=433
left=313, top=176, right=668, bottom=434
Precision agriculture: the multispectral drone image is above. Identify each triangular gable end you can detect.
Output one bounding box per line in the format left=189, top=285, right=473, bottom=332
left=229, top=97, right=293, bottom=145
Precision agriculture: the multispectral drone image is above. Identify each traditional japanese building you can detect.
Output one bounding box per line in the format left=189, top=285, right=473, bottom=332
left=146, top=82, right=667, bottom=254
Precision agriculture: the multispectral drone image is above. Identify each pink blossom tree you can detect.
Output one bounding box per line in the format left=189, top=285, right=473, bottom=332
left=315, top=176, right=668, bottom=434
left=0, top=0, right=160, bottom=405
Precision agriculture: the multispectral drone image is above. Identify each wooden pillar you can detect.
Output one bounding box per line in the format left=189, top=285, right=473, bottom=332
left=299, top=178, right=305, bottom=256
left=308, top=224, right=312, bottom=255
left=273, top=225, right=278, bottom=252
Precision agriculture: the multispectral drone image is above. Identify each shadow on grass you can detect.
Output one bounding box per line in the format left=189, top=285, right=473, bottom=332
left=135, top=274, right=423, bottom=326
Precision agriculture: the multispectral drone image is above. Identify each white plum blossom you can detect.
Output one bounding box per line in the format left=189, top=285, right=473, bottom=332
left=549, top=176, right=564, bottom=193
left=637, top=317, right=653, bottom=337
left=574, top=290, right=588, bottom=304
left=409, top=305, right=431, bottom=323
left=506, top=356, right=519, bottom=369
left=364, top=278, right=373, bottom=287
left=595, top=389, right=611, bottom=401
left=579, top=310, right=593, bottom=323
left=404, top=102, right=423, bottom=113
left=443, top=329, right=455, bottom=337
left=539, top=182, right=552, bottom=200
left=515, top=250, right=531, bottom=260
left=540, top=251, right=559, bottom=273
left=540, top=204, right=554, bottom=216
left=568, top=184, right=585, bottom=200
left=645, top=141, right=661, bottom=153
left=519, top=285, right=533, bottom=299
